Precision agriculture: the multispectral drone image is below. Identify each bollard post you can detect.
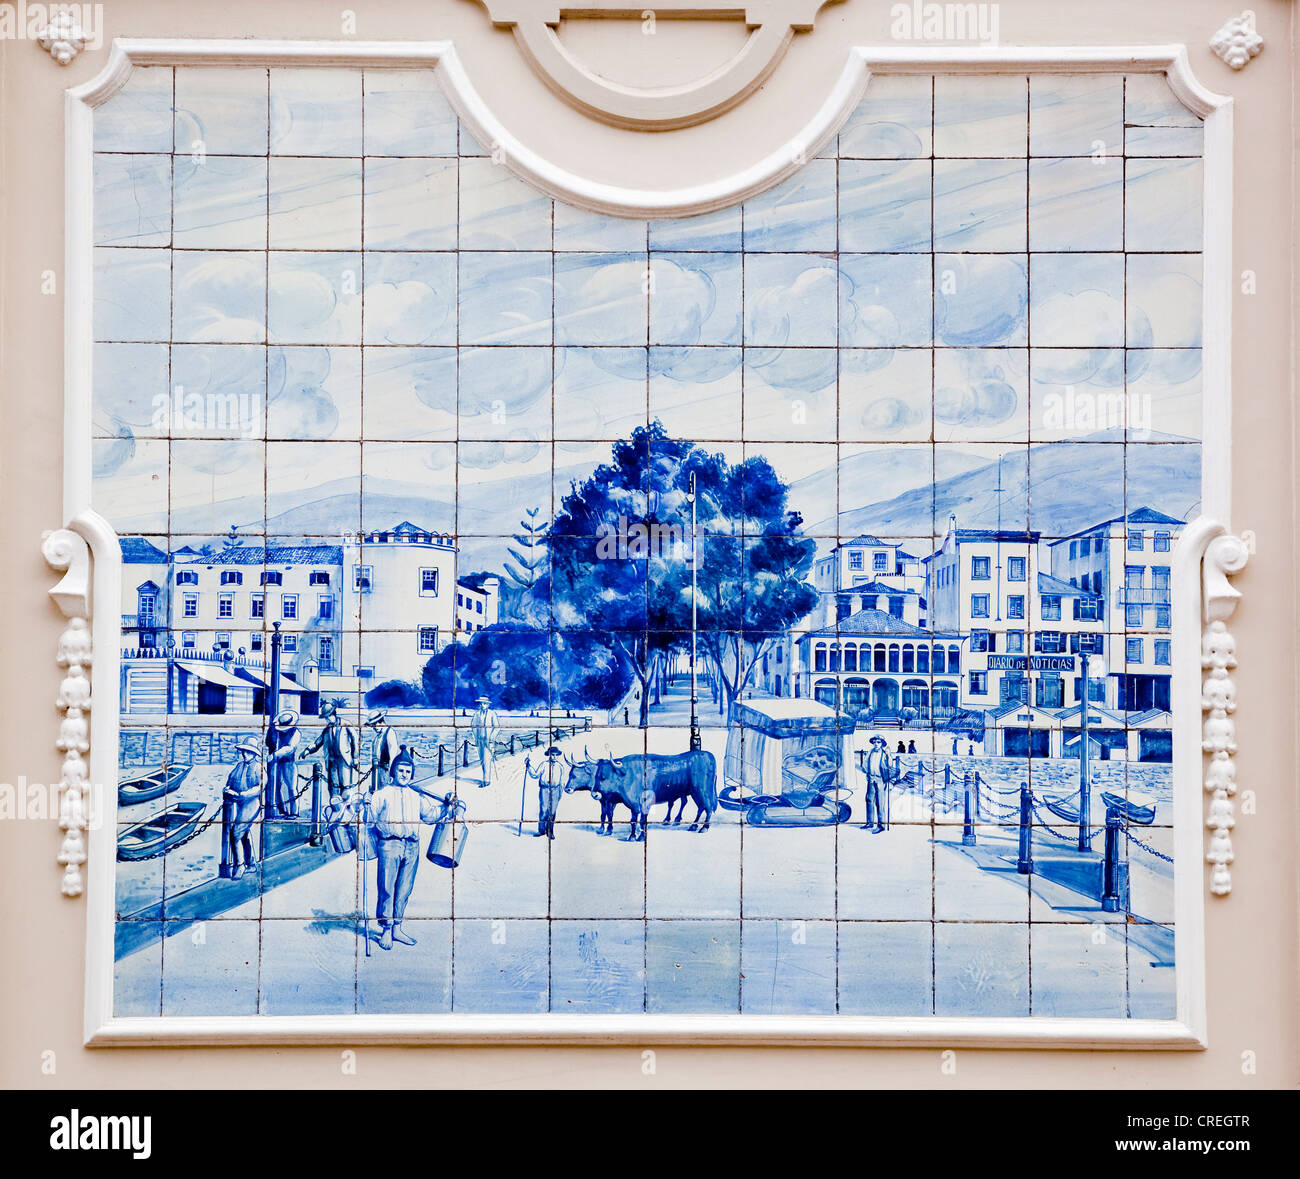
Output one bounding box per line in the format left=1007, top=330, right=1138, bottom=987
left=437, top=744, right=445, bottom=777
left=309, top=762, right=322, bottom=846
left=943, top=762, right=952, bottom=810
left=509, top=734, right=516, bottom=755
left=962, top=772, right=975, bottom=846
left=1016, top=781, right=1033, bottom=874
left=973, top=771, right=982, bottom=820
left=462, top=741, right=470, bottom=768
left=1102, top=810, right=1124, bottom=913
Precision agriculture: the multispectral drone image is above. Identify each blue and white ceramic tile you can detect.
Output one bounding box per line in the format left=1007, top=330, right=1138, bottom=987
left=553, top=347, right=648, bottom=440
left=933, top=75, right=1027, bottom=157
left=1125, top=157, right=1204, bottom=251
left=269, top=157, right=363, bottom=250
left=362, top=252, right=457, bottom=346
left=1029, top=76, right=1124, bottom=157
left=174, top=66, right=270, bottom=157
left=269, top=68, right=363, bottom=157
left=838, top=74, right=932, bottom=159
left=839, top=253, right=932, bottom=347
left=745, top=347, right=837, bottom=442
left=933, top=159, right=1028, bottom=252
left=1126, top=253, right=1203, bottom=349
left=173, top=155, right=267, bottom=250
left=94, top=154, right=173, bottom=247
left=1029, top=156, right=1124, bottom=251
left=268, top=250, right=361, bottom=345
left=174, top=250, right=267, bottom=343
left=362, top=346, right=457, bottom=440
left=838, top=158, right=932, bottom=252
left=95, top=67, right=174, bottom=154
left=95, top=66, right=1202, bottom=1022
left=363, top=70, right=459, bottom=157
left=838, top=348, right=931, bottom=443
left=649, top=252, right=742, bottom=346
left=95, top=247, right=171, bottom=341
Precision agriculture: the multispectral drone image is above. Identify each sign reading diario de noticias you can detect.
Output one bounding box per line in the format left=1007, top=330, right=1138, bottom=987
left=986, top=655, right=1076, bottom=672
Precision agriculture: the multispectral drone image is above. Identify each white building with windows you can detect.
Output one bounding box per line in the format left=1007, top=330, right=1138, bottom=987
left=119, top=521, right=499, bottom=714
left=1047, top=507, right=1181, bottom=712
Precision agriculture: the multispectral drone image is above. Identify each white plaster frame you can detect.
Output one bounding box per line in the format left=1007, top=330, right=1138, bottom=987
left=61, top=39, right=1240, bottom=1048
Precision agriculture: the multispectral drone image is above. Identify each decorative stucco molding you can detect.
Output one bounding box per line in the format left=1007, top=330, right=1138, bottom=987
left=1201, top=532, right=1249, bottom=896
left=1210, top=13, right=1263, bottom=70
left=37, top=9, right=87, bottom=65
left=43, top=528, right=93, bottom=898
left=473, top=1, right=840, bottom=129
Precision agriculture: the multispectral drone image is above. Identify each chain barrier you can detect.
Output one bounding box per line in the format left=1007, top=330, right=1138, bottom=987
left=1126, top=830, right=1174, bottom=864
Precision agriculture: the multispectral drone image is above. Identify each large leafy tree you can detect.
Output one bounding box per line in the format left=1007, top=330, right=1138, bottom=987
left=545, top=422, right=818, bottom=723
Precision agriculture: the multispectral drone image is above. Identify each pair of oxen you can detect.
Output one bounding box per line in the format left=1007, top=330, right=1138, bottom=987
left=558, top=747, right=718, bottom=841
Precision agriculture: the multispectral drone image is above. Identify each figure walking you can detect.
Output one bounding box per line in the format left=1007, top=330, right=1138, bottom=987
left=220, top=739, right=263, bottom=879
left=366, top=708, right=401, bottom=790
left=860, top=735, right=889, bottom=834
left=265, top=708, right=301, bottom=818
left=362, top=747, right=452, bottom=951
left=305, top=699, right=357, bottom=799
left=470, top=695, right=499, bottom=787
left=522, top=746, right=564, bottom=839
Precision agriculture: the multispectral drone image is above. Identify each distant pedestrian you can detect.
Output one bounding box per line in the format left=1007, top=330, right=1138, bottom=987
left=907, top=739, right=917, bottom=754
left=220, top=740, right=263, bottom=879
left=470, top=695, right=499, bottom=787
left=523, top=746, right=565, bottom=839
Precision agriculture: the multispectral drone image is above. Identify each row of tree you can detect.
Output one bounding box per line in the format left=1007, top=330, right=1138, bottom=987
left=368, top=423, right=819, bottom=723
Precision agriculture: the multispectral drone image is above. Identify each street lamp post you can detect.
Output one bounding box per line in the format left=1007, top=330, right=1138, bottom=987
left=1078, top=654, right=1103, bottom=851
left=687, top=473, right=701, bottom=752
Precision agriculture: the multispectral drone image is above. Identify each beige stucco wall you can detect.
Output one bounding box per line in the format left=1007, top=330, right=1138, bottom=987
left=1, top=0, right=1296, bottom=1088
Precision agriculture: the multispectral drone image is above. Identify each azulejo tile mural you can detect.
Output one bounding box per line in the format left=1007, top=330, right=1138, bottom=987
left=93, top=65, right=1201, bottom=1020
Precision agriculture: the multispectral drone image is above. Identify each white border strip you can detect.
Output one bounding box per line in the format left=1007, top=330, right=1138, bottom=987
left=69, top=39, right=1230, bottom=1048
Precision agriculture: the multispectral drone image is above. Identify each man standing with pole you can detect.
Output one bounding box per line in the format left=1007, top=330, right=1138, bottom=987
left=686, top=471, right=700, bottom=753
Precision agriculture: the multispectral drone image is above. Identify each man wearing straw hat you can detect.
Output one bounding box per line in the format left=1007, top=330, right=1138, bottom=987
left=860, top=735, right=890, bottom=834
left=470, top=695, right=499, bottom=787
left=522, top=745, right=565, bottom=839
left=362, top=747, right=451, bottom=950
left=220, top=739, right=263, bottom=880
left=266, top=708, right=302, bottom=818
left=366, top=708, right=401, bottom=790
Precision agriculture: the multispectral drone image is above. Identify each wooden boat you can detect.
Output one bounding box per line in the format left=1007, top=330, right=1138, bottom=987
left=116, top=801, right=207, bottom=861
left=118, top=764, right=190, bottom=807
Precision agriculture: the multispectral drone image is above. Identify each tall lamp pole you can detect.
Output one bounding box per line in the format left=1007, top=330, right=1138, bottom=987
left=687, top=473, right=700, bottom=752
left=1078, top=653, right=1101, bottom=851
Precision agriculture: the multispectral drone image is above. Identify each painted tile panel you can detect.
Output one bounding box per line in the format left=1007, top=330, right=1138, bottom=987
left=95, top=67, right=1203, bottom=1023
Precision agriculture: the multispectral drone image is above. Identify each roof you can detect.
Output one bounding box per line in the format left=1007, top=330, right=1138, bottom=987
left=837, top=538, right=899, bottom=551
left=119, top=537, right=168, bottom=564
left=1051, top=506, right=1185, bottom=542
left=819, top=608, right=956, bottom=639
left=844, top=579, right=912, bottom=596
left=1037, top=572, right=1102, bottom=601
left=199, top=544, right=344, bottom=566
left=949, top=528, right=1041, bottom=544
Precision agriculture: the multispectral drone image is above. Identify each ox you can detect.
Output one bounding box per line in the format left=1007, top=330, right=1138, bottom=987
left=589, top=749, right=718, bottom=841
left=561, top=748, right=623, bottom=836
